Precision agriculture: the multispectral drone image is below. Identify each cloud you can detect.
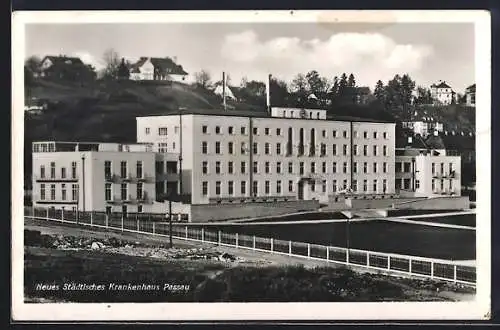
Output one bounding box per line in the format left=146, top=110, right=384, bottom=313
left=220, top=30, right=433, bottom=87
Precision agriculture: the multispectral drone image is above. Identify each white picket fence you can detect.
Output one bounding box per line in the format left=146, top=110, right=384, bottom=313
left=24, top=207, right=476, bottom=287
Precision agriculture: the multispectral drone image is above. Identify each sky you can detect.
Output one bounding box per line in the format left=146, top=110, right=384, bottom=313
left=25, top=22, right=475, bottom=92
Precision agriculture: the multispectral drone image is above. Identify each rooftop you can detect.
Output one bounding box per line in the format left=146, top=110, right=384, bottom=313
left=32, top=141, right=154, bottom=153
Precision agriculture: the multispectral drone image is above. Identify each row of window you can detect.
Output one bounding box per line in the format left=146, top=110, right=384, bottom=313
left=39, top=183, right=78, bottom=201
left=201, top=125, right=389, bottom=140
left=431, top=162, right=455, bottom=175
left=201, top=141, right=390, bottom=157
left=201, top=179, right=389, bottom=196
left=201, top=161, right=389, bottom=175
left=104, top=161, right=143, bottom=179
left=104, top=183, right=145, bottom=201
left=432, top=179, right=455, bottom=191
left=144, top=126, right=180, bottom=136
left=39, top=162, right=77, bottom=179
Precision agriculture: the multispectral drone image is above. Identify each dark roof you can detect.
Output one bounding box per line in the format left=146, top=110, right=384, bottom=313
left=42, top=55, right=84, bottom=66
left=130, top=57, right=188, bottom=75
left=395, top=131, right=428, bottom=149
left=424, top=134, right=446, bottom=149
left=138, top=108, right=394, bottom=123
left=441, top=134, right=475, bottom=150
left=431, top=81, right=452, bottom=89
left=466, top=84, right=476, bottom=93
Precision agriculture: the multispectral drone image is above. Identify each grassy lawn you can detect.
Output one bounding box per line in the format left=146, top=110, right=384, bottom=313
left=190, top=220, right=475, bottom=260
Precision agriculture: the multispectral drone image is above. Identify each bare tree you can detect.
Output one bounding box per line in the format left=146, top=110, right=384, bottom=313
left=102, top=48, right=120, bottom=79
left=194, top=70, right=211, bottom=88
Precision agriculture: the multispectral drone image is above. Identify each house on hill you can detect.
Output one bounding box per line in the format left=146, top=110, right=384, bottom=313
left=129, top=57, right=189, bottom=82
left=430, top=81, right=456, bottom=105
left=212, top=81, right=236, bottom=100
left=38, top=55, right=94, bottom=81
left=465, top=83, right=476, bottom=107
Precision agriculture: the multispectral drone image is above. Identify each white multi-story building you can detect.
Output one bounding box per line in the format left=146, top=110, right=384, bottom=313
left=31, top=141, right=176, bottom=214
left=430, top=81, right=456, bottom=105
left=395, top=142, right=461, bottom=197
left=136, top=108, right=397, bottom=205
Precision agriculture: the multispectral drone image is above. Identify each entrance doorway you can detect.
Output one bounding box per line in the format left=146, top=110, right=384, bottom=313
left=298, top=181, right=304, bottom=200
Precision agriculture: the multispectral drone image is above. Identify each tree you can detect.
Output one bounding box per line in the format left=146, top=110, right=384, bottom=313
left=414, top=86, right=433, bottom=105
left=347, top=73, right=356, bottom=88
left=117, top=58, right=130, bottom=80
left=269, top=78, right=289, bottom=107
left=194, top=70, right=211, bottom=88
left=25, top=55, right=41, bottom=76
left=374, top=80, right=385, bottom=102
left=338, top=73, right=348, bottom=97
left=240, top=76, right=248, bottom=88
left=291, top=73, right=308, bottom=94
left=102, top=48, right=120, bottom=79
left=305, top=70, right=328, bottom=97
left=243, top=80, right=267, bottom=97
left=330, top=76, right=339, bottom=97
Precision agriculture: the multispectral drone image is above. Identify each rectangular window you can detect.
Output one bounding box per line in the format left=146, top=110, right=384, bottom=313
left=373, top=180, right=378, bottom=193
left=265, top=127, right=270, bottom=135
left=311, top=162, right=316, bottom=173
left=137, top=205, right=143, bottom=213
left=228, top=161, right=234, bottom=174
left=440, top=163, right=444, bottom=174
left=277, top=162, right=282, bottom=174
left=104, top=161, right=111, bottom=179
left=320, top=143, right=327, bottom=156
left=252, top=181, right=258, bottom=195
left=145, top=127, right=150, bottom=135
left=449, top=163, right=454, bottom=174
left=404, top=162, right=411, bottom=173
left=299, top=162, right=304, bottom=175
left=72, top=184, right=78, bottom=200
left=215, top=126, right=221, bottom=134
left=332, top=144, right=337, bottom=155
left=363, top=131, right=368, bottom=139
left=215, top=142, right=221, bottom=154
left=215, top=161, right=221, bottom=174
left=353, top=145, right=358, bottom=156
left=322, top=162, right=326, bottom=173
left=383, top=162, right=387, bottom=173
left=202, top=181, right=208, bottom=195
left=383, top=132, right=388, bottom=139
left=343, top=180, right=348, bottom=190
left=343, top=162, right=348, bottom=173
left=121, top=183, right=128, bottom=200
left=228, top=181, right=234, bottom=195
left=253, top=127, right=258, bottom=135
left=322, top=180, right=327, bottom=193
left=241, top=142, right=247, bottom=155
left=432, top=163, right=436, bottom=174
left=395, top=162, right=402, bottom=173
left=352, top=180, right=357, bottom=192
left=174, top=126, right=179, bottom=134
left=383, top=179, right=387, bottom=193
left=137, top=182, right=143, bottom=199
left=50, top=162, right=56, bottom=178
left=363, top=162, right=368, bottom=173
left=158, top=143, right=168, bottom=153
left=253, top=161, right=258, bottom=173
left=253, top=142, right=258, bottom=154
left=343, top=144, right=348, bottom=156
left=61, top=167, right=66, bottom=179
left=228, top=142, right=234, bottom=154
left=202, top=142, right=208, bottom=154
left=40, top=165, right=45, bottom=178
left=215, top=181, right=221, bottom=195
left=311, top=182, right=316, bottom=192
left=288, top=180, right=293, bottom=192
left=276, top=128, right=281, bottom=136
left=383, top=145, right=388, bottom=156
left=158, top=127, right=168, bottom=135
left=440, top=179, right=444, bottom=191
left=49, top=184, right=56, bottom=200
left=354, top=131, right=358, bottom=138
left=40, top=184, right=45, bottom=200
left=373, top=145, right=377, bottom=156
left=202, top=161, right=208, bottom=174
left=265, top=162, right=270, bottom=174
left=228, top=126, right=234, bottom=135
left=332, top=180, right=337, bottom=192
left=120, top=161, right=127, bottom=178
left=353, top=162, right=358, bottom=173
left=332, top=130, right=337, bottom=138
left=363, top=145, right=368, bottom=156
left=265, top=143, right=270, bottom=155
left=241, top=181, right=246, bottom=195
left=432, top=179, right=436, bottom=191
left=241, top=126, right=246, bottom=135
left=415, top=179, right=420, bottom=189
left=322, top=130, right=326, bottom=138
left=288, top=162, right=293, bottom=174
left=332, top=162, right=337, bottom=173
left=276, top=180, right=282, bottom=194
left=276, top=143, right=281, bottom=155
left=61, top=184, right=67, bottom=201
left=373, top=132, right=378, bottom=139
left=363, top=180, right=368, bottom=192
left=241, top=161, right=246, bottom=174
left=136, top=161, right=143, bottom=178
left=202, top=125, right=208, bottom=134
left=71, top=162, right=77, bottom=179
left=105, top=183, right=111, bottom=201
left=373, top=162, right=378, bottom=173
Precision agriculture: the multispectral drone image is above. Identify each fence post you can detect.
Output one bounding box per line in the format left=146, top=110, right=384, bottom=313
left=90, top=211, right=93, bottom=226
left=346, top=249, right=350, bottom=264
left=326, top=246, right=330, bottom=261
left=235, top=233, right=239, bottom=247
left=408, top=259, right=412, bottom=274
left=307, top=243, right=311, bottom=259
left=218, top=231, right=221, bottom=245
left=136, top=219, right=140, bottom=232
left=121, top=214, right=124, bottom=231
left=387, top=256, right=391, bottom=269
left=201, top=228, right=205, bottom=242
left=367, top=252, right=370, bottom=267
left=288, top=241, right=292, bottom=255
left=453, top=265, right=457, bottom=283
left=46, top=208, right=49, bottom=220
left=153, top=222, right=155, bottom=235
left=185, top=226, right=188, bottom=239
left=270, top=238, right=274, bottom=252
left=253, top=235, right=256, bottom=250
left=430, top=261, right=434, bottom=279
left=105, top=214, right=109, bottom=228
left=61, top=208, right=64, bottom=221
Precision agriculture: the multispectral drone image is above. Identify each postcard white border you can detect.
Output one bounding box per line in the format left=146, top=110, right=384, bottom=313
left=11, top=10, right=491, bottom=321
